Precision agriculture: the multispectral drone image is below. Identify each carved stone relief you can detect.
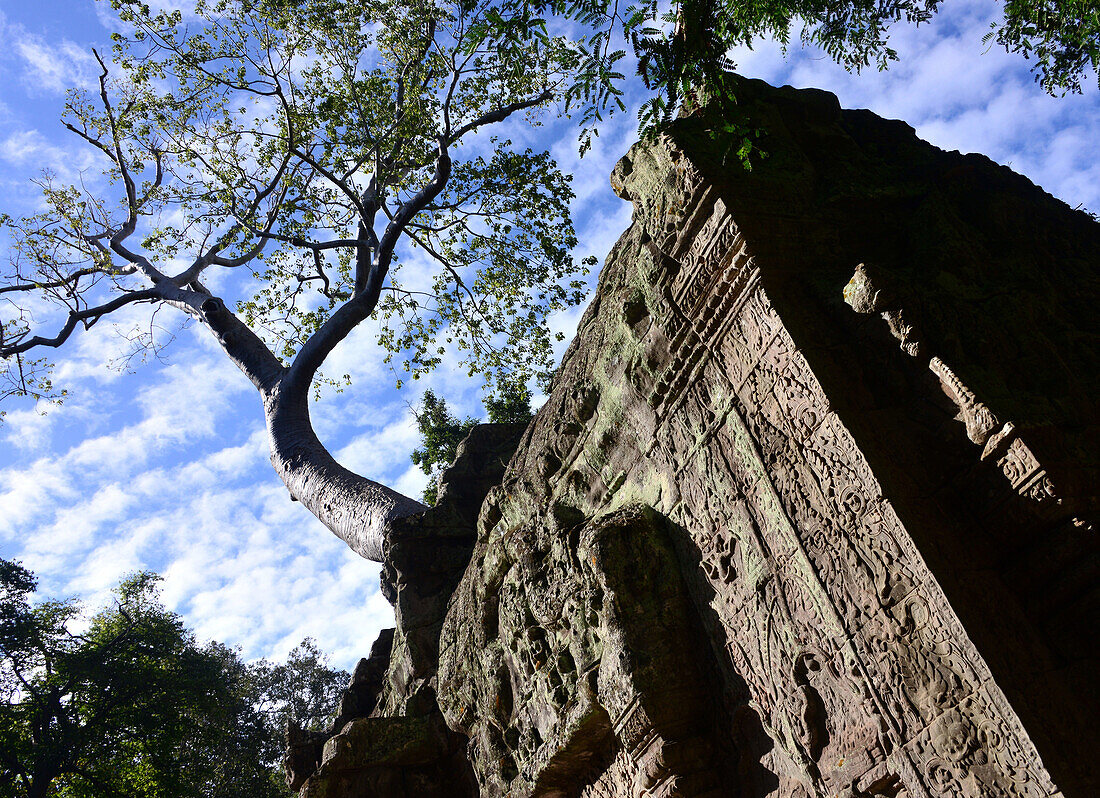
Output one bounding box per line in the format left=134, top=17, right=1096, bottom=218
left=294, top=76, right=1097, bottom=797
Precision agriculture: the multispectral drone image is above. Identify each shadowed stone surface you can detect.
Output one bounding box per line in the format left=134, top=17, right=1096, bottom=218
left=437, top=77, right=1097, bottom=797
left=295, top=76, right=1098, bottom=797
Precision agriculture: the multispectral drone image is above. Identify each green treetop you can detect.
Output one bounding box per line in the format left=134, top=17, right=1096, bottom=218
left=412, top=377, right=533, bottom=504
left=0, top=560, right=348, bottom=798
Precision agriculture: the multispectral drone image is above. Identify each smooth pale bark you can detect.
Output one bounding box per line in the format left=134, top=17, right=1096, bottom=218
left=244, top=142, right=455, bottom=561
left=197, top=297, right=425, bottom=562
left=262, top=385, right=426, bottom=562
left=186, top=150, right=451, bottom=563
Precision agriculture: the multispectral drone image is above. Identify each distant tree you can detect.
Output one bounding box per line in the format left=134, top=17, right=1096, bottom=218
left=0, top=560, right=348, bottom=798
left=483, top=376, right=535, bottom=424
left=180, top=640, right=290, bottom=798
left=412, top=378, right=533, bottom=504
left=411, top=391, right=477, bottom=505
left=249, top=638, right=347, bottom=736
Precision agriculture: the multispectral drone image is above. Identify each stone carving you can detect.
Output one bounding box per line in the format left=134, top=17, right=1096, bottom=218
left=291, top=76, right=1098, bottom=797
left=844, top=262, right=1079, bottom=533
left=440, top=504, right=738, bottom=797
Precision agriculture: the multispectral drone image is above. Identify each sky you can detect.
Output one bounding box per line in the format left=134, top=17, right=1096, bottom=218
left=0, top=0, right=1096, bottom=671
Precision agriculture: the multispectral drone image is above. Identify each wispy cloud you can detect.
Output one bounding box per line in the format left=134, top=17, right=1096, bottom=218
left=0, top=129, right=70, bottom=167
left=14, top=36, right=98, bottom=95
left=0, top=350, right=389, bottom=667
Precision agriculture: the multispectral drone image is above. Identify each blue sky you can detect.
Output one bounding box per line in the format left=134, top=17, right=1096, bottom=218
left=0, top=0, right=1096, bottom=670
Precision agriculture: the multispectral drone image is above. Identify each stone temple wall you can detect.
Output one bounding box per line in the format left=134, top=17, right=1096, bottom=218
left=293, top=78, right=1098, bottom=798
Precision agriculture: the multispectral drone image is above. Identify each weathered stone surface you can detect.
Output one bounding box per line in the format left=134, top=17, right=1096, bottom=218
left=336, top=628, right=395, bottom=730
left=293, top=423, right=527, bottom=796
left=286, top=722, right=331, bottom=792
left=285, top=627, right=399, bottom=792
left=434, top=77, right=1097, bottom=797
left=299, top=711, right=477, bottom=798
left=296, top=76, right=1098, bottom=797
left=440, top=504, right=738, bottom=796
left=380, top=422, right=530, bottom=718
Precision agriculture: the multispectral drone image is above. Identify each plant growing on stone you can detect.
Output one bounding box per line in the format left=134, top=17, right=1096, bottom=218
left=0, top=0, right=596, bottom=561
left=514, top=0, right=1099, bottom=135
left=411, top=377, right=532, bottom=504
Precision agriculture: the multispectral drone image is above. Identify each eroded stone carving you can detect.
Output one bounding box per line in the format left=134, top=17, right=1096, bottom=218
left=434, top=78, right=1093, bottom=796
left=292, top=76, right=1097, bottom=797
left=440, top=504, right=737, bottom=797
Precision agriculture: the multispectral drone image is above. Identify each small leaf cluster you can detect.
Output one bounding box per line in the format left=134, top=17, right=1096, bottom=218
left=410, top=389, right=478, bottom=504
left=987, top=0, right=1099, bottom=94
left=378, top=145, right=587, bottom=391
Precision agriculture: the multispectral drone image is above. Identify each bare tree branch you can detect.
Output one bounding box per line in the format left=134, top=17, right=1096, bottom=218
left=0, top=267, right=102, bottom=296
left=283, top=136, right=453, bottom=398
left=445, top=89, right=554, bottom=144
left=0, top=289, right=157, bottom=357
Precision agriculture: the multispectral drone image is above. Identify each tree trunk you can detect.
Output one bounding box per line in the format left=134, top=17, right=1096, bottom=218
left=263, top=383, right=425, bottom=562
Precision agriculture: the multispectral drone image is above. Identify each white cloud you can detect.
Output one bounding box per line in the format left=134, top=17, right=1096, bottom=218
left=1, top=403, right=61, bottom=451
left=335, top=416, right=420, bottom=481
left=0, top=453, right=80, bottom=539
left=0, top=129, right=69, bottom=167
left=0, top=127, right=104, bottom=194
left=15, top=36, right=98, bottom=95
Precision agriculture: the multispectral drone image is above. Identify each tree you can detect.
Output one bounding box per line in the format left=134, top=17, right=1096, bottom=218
left=411, top=378, right=533, bottom=504
left=411, top=390, right=477, bottom=505
left=249, top=638, right=347, bottom=737
left=483, top=376, right=536, bottom=425
left=0, top=0, right=596, bottom=562
left=0, top=560, right=349, bottom=798
left=1, top=563, right=254, bottom=797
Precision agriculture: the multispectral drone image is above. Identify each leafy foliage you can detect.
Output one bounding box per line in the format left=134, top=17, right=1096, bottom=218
left=484, top=375, right=535, bottom=424
left=411, top=390, right=477, bottom=505
left=0, top=0, right=599, bottom=414
left=249, top=638, right=347, bottom=736
left=502, top=0, right=1098, bottom=143
left=987, top=0, right=1100, bottom=94
left=0, top=561, right=347, bottom=798
left=411, top=377, right=533, bottom=503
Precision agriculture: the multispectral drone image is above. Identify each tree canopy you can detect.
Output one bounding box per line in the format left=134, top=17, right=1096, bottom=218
left=1, top=0, right=594, bottom=400
left=0, top=560, right=347, bottom=798
left=545, top=0, right=1100, bottom=132
left=0, top=0, right=605, bottom=560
